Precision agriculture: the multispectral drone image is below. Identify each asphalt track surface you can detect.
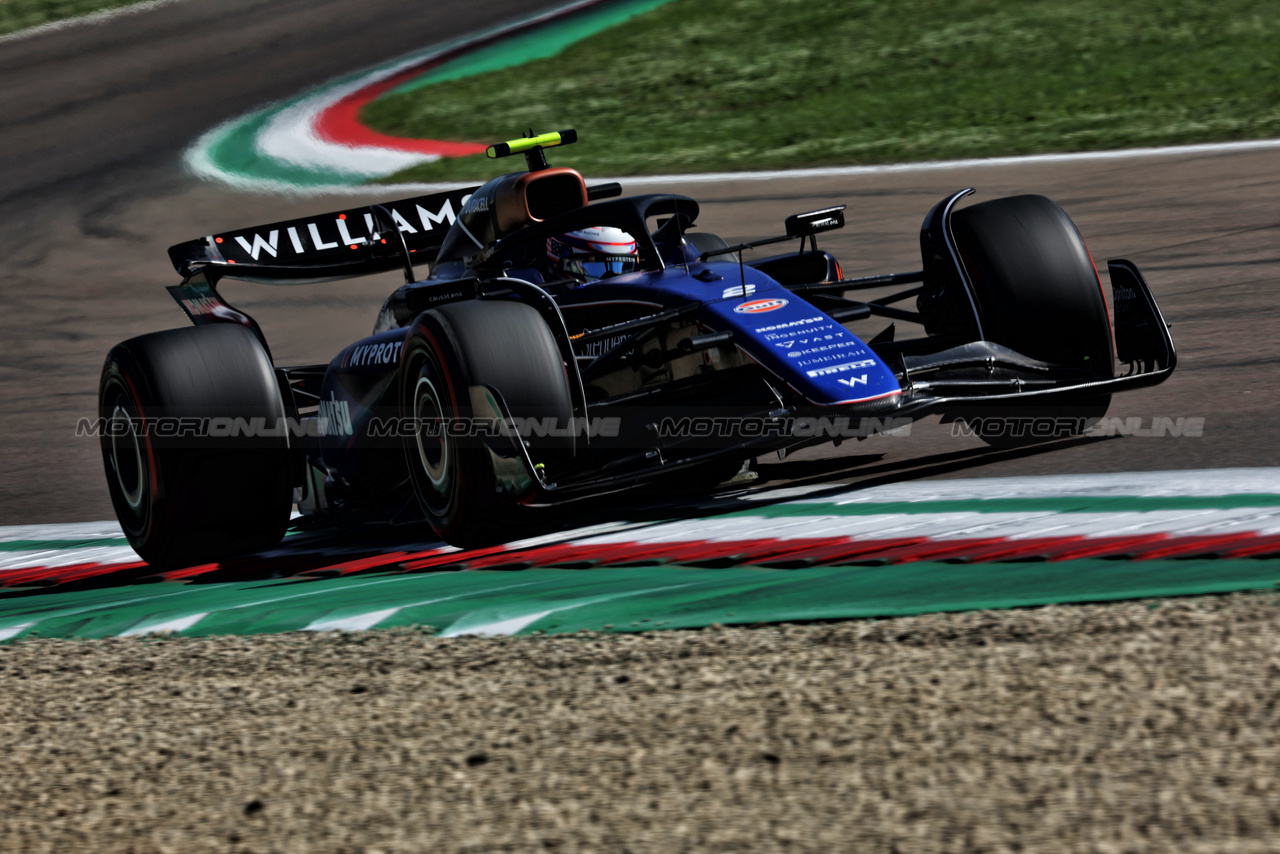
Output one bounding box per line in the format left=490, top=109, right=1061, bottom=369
left=2, top=0, right=1279, bottom=530
left=3, top=7, right=1280, bottom=853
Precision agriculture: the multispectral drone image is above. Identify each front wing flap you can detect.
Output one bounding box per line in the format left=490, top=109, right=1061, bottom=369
left=896, top=258, right=1175, bottom=415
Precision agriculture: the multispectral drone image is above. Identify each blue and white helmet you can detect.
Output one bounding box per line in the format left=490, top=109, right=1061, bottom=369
left=546, top=226, right=639, bottom=283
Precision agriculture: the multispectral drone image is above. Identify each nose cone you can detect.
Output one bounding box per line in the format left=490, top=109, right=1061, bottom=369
left=703, top=286, right=901, bottom=406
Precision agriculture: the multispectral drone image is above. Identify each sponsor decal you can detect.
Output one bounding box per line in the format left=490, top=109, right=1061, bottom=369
left=317, top=393, right=354, bottom=437
left=461, top=194, right=490, bottom=216
left=215, top=197, right=462, bottom=263
left=806, top=358, right=878, bottom=378
left=235, top=230, right=279, bottom=260
left=583, top=334, right=629, bottom=357
left=419, top=288, right=469, bottom=306
left=176, top=294, right=252, bottom=327
left=757, top=316, right=827, bottom=336
left=799, top=355, right=867, bottom=368
left=734, top=298, right=788, bottom=314
left=417, top=197, right=461, bottom=231
left=722, top=284, right=756, bottom=299
left=344, top=339, right=404, bottom=369
left=787, top=340, right=864, bottom=359
left=774, top=332, right=847, bottom=351
left=179, top=295, right=220, bottom=316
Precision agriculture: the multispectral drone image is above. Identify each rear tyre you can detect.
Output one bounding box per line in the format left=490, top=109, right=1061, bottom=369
left=99, top=324, right=293, bottom=567
left=949, top=195, right=1114, bottom=447
left=401, top=300, right=572, bottom=548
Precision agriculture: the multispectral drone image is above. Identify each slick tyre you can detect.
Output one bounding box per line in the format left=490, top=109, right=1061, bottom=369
left=950, top=195, right=1114, bottom=448
left=401, top=300, right=572, bottom=548
left=99, top=324, right=293, bottom=567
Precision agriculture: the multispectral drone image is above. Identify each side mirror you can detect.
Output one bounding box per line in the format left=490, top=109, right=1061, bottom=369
left=785, top=205, right=846, bottom=238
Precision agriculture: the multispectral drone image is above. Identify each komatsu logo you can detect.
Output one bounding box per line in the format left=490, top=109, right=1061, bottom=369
left=758, top=316, right=826, bottom=336
left=317, top=393, right=354, bottom=437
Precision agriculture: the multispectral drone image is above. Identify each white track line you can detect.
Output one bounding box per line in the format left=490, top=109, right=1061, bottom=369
left=440, top=583, right=695, bottom=637
left=258, top=137, right=1280, bottom=197
left=0, top=622, right=35, bottom=642
left=0, top=0, right=193, bottom=46
left=302, top=607, right=402, bottom=633
left=300, top=581, right=539, bottom=633
left=0, top=545, right=140, bottom=571
left=119, top=612, right=207, bottom=637
left=606, top=139, right=1280, bottom=186
left=798, top=468, right=1280, bottom=503
left=0, top=521, right=124, bottom=542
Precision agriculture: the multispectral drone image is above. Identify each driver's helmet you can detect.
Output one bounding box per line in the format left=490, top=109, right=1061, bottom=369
left=546, top=226, right=639, bottom=283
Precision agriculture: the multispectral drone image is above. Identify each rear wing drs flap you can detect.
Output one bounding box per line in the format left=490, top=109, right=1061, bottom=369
left=167, top=186, right=480, bottom=284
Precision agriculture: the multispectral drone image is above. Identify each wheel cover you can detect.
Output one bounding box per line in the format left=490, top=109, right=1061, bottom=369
left=100, top=374, right=151, bottom=539
left=412, top=374, right=454, bottom=512
left=109, top=402, right=145, bottom=511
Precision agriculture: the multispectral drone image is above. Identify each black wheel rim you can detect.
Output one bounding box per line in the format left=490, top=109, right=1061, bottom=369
left=410, top=364, right=455, bottom=517
left=101, top=374, right=150, bottom=537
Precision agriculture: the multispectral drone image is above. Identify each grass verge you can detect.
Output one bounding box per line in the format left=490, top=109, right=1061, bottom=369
left=364, top=0, right=1280, bottom=183
left=0, top=0, right=157, bottom=37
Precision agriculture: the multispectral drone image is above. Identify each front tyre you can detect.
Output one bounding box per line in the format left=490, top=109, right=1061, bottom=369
left=401, top=300, right=572, bottom=548
left=99, top=324, right=293, bottom=567
left=950, top=195, right=1115, bottom=447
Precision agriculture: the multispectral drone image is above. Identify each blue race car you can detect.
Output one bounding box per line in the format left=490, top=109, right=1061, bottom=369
left=100, top=130, right=1175, bottom=565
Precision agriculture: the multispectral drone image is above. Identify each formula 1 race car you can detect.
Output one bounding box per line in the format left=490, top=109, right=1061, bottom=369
left=99, top=130, right=1176, bottom=566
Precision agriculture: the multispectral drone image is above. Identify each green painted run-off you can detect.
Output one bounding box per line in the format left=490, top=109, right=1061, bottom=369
left=2, top=557, right=1277, bottom=642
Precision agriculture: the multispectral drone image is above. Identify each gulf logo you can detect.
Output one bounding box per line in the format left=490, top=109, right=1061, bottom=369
left=733, top=297, right=789, bottom=314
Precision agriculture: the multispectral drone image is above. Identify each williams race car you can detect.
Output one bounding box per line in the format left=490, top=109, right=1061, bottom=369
left=99, top=130, right=1175, bottom=566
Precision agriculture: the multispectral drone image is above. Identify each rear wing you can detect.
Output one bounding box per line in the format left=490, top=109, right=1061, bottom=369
left=167, top=186, right=479, bottom=284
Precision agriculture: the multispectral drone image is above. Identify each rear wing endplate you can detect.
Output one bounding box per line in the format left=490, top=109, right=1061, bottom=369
left=167, top=186, right=480, bottom=284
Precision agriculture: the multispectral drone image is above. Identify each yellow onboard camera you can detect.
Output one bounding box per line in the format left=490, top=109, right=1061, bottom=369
left=486, top=129, right=578, bottom=171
